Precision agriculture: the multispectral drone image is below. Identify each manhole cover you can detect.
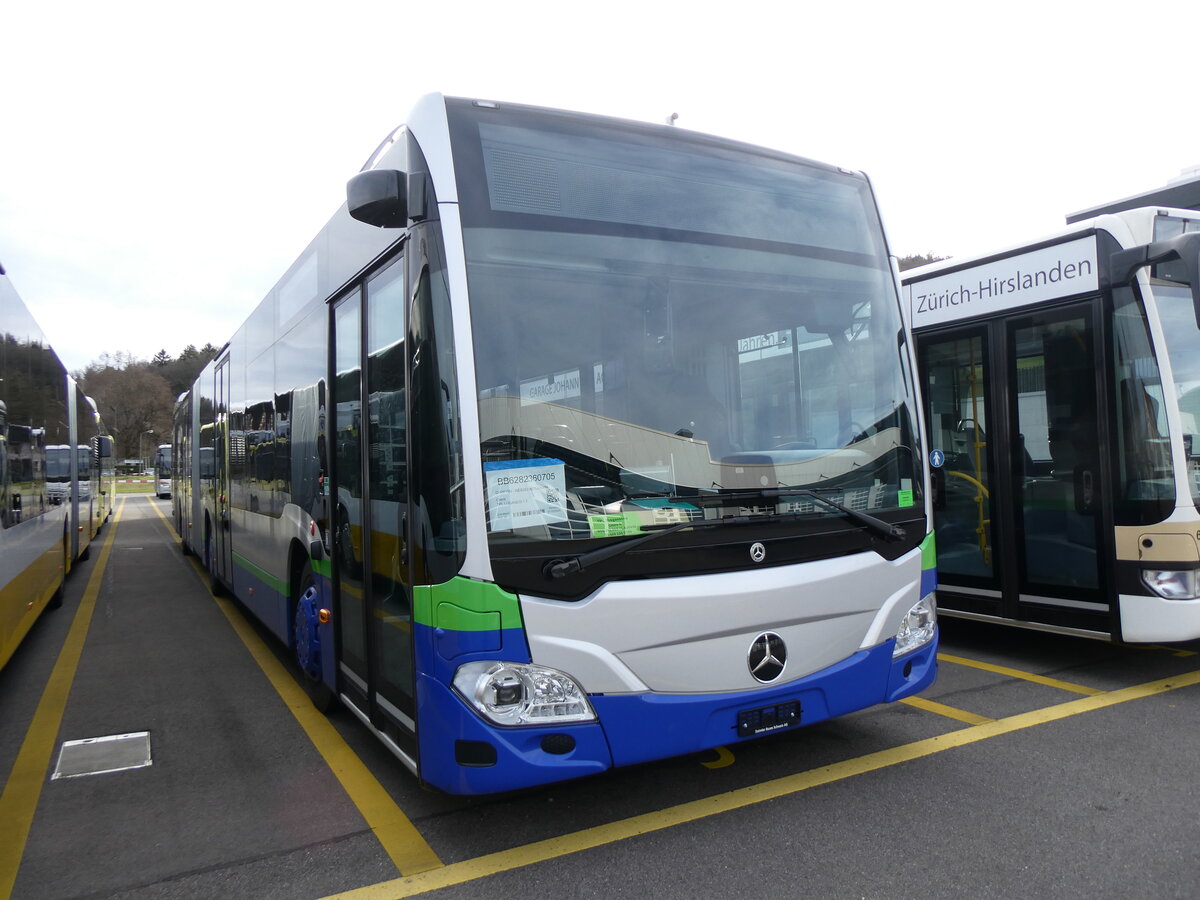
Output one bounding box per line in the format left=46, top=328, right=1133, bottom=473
left=52, top=732, right=152, bottom=780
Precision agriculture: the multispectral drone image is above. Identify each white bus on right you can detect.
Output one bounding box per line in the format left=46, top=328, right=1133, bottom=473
left=903, top=206, right=1200, bottom=642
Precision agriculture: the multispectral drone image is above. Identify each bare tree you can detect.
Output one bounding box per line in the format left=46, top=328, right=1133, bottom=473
left=81, top=364, right=175, bottom=459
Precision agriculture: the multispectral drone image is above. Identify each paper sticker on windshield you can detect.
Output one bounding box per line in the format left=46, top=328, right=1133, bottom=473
left=897, top=489, right=914, bottom=508
left=484, top=459, right=567, bottom=532
left=588, top=513, right=643, bottom=537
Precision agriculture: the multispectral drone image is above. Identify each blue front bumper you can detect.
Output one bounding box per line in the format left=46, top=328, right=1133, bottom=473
left=416, top=631, right=938, bottom=795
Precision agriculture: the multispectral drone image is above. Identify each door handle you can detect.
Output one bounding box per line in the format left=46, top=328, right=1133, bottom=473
left=1074, top=465, right=1098, bottom=514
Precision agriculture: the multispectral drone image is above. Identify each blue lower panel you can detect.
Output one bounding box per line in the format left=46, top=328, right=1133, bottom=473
left=231, top=563, right=289, bottom=645
left=595, top=634, right=937, bottom=767
left=415, top=631, right=937, bottom=795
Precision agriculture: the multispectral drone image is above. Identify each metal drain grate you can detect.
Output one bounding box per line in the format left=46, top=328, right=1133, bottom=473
left=52, top=732, right=152, bottom=780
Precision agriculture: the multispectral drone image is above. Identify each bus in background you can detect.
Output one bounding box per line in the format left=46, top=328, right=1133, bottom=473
left=46, top=384, right=108, bottom=560
left=67, top=380, right=110, bottom=558
left=0, top=264, right=112, bottom=670
left=171, top=387, right=213, bottom=561
left=154, top=443, right=172, bottom=499
left=46, top=444, right=72, bottom=507
left=172, top=392, right=193, bottom=550
left=175, top=95, right=937, bottom=794
left=86, top=395, right=116, bottom=532
left=903, top=207, right=1200, bottom=643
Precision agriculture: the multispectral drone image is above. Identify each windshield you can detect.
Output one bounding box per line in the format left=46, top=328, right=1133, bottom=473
left=46, top=446, right=71, bottom=481
left=1155, top=281, right=1200, bottom=507
left=450, top=102, right=921, bottom=551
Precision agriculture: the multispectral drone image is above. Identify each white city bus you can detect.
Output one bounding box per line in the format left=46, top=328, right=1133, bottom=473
left=154, top=444, right=172, bottom=498
left=903, top=207, right=1200, bottom=642
left=175, top=94, right=937, bottom=794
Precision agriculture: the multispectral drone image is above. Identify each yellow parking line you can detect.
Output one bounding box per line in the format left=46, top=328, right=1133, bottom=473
left=899, top=696, right=993, bottom=725
left=0, top=499, right=126, bottom=900
left=1116, top=642, right=1197, bottom=658
left=322, top=667, right=1200, bottom=900
left=145, top=500, right=442, bottom=876
left=937, top=652, right=1103, bottom=695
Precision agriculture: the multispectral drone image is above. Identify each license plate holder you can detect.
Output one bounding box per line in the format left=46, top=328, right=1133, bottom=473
left=736, top=700, right=801, bottom=738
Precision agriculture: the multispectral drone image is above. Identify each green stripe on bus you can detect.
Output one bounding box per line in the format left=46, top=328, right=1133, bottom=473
left=920, top=530, right=936, bottom=571
left=413, top=578, right=524, bottom=632
left=233, top=552, right=288, bottom=596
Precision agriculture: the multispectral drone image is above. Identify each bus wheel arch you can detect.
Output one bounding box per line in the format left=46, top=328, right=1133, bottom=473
left=291, top=546, right=333, bottom=712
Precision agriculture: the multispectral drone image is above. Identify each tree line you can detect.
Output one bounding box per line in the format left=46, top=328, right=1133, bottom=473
left=897, top=253, right=946, bottom=271
left=78, top=344, right=218, bottom=461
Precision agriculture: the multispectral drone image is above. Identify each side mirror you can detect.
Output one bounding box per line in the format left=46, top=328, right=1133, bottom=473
left=1111, top=232, right=1200, bottom=328
left=92, top=435, right=112, bottom=462
left=347, top=169, right=409, bottom=228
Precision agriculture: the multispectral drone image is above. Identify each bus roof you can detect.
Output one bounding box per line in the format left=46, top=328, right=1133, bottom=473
left=900, top=205, right=1200, bottom=284
left=1066, top=170, right=1200, bottom=224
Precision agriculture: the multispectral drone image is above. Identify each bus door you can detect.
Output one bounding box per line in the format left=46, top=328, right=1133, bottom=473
left=331, top=257, right=417, bottom=763
left=920, top=300, right=1112, bottom=631
left=212, top=355, right=233, bottom=587
left=1007, top=302, right=1111, bottom=628
left=921, top=328, right=1004, bottom=610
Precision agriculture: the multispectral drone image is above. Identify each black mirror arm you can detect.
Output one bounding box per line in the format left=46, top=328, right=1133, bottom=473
left=1110, top=232, right=1200, bottom=328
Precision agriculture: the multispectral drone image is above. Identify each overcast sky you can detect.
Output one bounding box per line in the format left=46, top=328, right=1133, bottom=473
left=3, top=1, right=1198, bottom=373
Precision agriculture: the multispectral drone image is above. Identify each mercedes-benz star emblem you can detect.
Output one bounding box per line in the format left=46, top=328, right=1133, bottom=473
left=749, top=541, right=767, bottom=563
left=748, top=632, right=787, bottom=683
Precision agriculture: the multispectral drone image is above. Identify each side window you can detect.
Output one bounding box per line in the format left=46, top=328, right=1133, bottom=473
left=275, top=305, right=327, bottom=522
left=410, top=242, right=467, bottom=579
left=367, top=259, right=407, bottom=503
left=228, top=340, right=247, bottom=511
left=245, top=348, right=276, bottom=516
left=0, top=404, right=7, bottom=526
left=1111, top=285, right=1173, bottom=523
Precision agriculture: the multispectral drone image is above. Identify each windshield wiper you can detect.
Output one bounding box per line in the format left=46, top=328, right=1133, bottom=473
left=679, top=487, right=907, bottom=542
left=542, top=492, right=905, bottom=579
left=543, top=511, right=810, bottom=579
left=544, top=518, right=703, bottom=579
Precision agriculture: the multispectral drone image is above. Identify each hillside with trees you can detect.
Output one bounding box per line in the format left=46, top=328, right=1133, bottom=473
left=897, top=253, right=947, bottom=271
left=77, top=343, right=218, bottom=461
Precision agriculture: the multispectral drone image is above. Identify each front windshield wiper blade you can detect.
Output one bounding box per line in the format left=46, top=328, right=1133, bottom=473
left=543, top=511, right=807, bottom=579
left=679, top=487, right=906, bottom=542
left=544, top=518, right=703, bottom=579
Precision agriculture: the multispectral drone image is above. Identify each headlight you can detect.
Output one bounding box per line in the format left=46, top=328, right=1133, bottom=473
left=894, top=594, right=937, bottom=658
left=1142, top=569, right=1200, bottom=600
left=452, top=661, right=596, bottom=727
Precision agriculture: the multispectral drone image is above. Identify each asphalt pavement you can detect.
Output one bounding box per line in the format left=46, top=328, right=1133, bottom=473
left=2, top=495, right=1197, bottom=900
